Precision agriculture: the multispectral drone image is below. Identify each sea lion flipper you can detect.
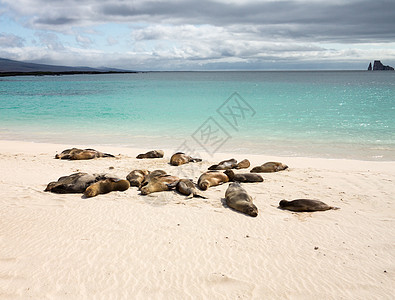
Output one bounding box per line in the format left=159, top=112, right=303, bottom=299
left=193, top=193, right=208, bottom=199
left=166, top=181, right=179, bottom=190
left=191, top=158, right=202, bottom=163
left=103, top=153, right=115, bottom=158
left=208, top=164, right=219, bottom=170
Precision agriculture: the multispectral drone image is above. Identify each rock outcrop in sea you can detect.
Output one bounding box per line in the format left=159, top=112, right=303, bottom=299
left=368, top=60, right=394, bottom=71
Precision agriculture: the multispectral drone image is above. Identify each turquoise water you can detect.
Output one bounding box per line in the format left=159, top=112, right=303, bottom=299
left=0, top=71, right=394, bottom=160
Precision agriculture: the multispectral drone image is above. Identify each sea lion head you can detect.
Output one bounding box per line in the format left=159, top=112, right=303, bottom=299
left=224, top=170, right=235, bottom=180
left=279, top=200, right=289, bottom=208
left=199, top=180, right=210, bottom=190
left=236, top=159, right=250, bottom=169
left=276, top=163, right=288, bottom=171
left=140, top=185, right=151, bottom=195
left=84, top=183, right=100, bottom=197
left=244, top=204, right=258, bottom=217
left=250, top=166, right=261, bottom=173
left=114, top=180, right=131, bottom=191
left=129, top=179, right=141, bottom=187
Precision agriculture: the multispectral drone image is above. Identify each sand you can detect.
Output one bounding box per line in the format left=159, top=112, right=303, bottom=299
left=0, top=139, right=394, bottom=299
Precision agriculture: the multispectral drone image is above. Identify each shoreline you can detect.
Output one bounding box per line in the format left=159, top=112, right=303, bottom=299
left=1, top=139, right=394, bottom=168
left=1, top=139, right=394, bottom=298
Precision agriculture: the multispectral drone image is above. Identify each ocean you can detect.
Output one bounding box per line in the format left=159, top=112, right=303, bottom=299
left=0, top=71, right=394, bottom=160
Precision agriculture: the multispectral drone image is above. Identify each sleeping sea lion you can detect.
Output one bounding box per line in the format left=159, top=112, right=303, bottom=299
left=136, top=150, right=164, bottom=159
left=140, top=175, right=179, bottom=195
left=167, top=179, right=207, bottom=199
left=250, top=162, right=288, bottom=173
left=279, top=199, right=340, bottom=212
left=45, top=172, right=111, bottom=194
left=225, top=182, right=258, bottom=217
left=126, top=169, right=150, bottom=187
left=83, top=178, right=130, bottom=198
left=140, top=170, right=167, bottom=188
left=197, top=171, right=229, bottom=190
left=224, top=170, right=263, bottom=183
left=208, top=158, right=250, bottom=170
left=170, top=152, right=202, bottom=166
left=208, top=158, right=238, bottom=170
left=55, top=148, right=115, bottom=160
left=236, top=159, right=250, bottom=169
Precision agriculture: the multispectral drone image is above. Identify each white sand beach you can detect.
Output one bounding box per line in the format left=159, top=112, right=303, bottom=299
left=0, top=139, right=394, bottom=299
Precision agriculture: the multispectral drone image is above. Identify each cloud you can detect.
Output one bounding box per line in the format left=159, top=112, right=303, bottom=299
left=106, top=36, right=118, bottom=46
left=2, top=0, right=394, bottom=42
left=34, top=32, right=65, bottom=51
left=1, top=0, right=394, bottom=70
left=0, top=33, right=25, bottom=47
left=76, top=35, right=93, bottom=47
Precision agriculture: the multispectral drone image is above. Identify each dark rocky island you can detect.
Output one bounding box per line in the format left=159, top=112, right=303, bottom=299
left=367, top=60, right=394, bottom=71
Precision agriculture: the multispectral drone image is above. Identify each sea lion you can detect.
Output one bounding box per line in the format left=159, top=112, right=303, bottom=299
left=45, top=172, right=111, bottom=194
left=197, top=171, right=229, bottom=190
left=208, top=158, right=250, bottom=170
left=140, top=175, right=179, bottom=195
left=224, top=170, right=263, bottom=183
left=225, top=182, right=258, bottom=217
left=126, top=169, right=150, bottom=187
left=170, top=152, right=202, bottom=166
left=140, top=170, right=167, bottom=188
left=55, top=148, right=115, bottom=160
left=167, top=179, right=207, bottom=199
left=250, top=162, right=288, bottom=173
left=136, top=150, right=164, bottom=159
left=208, top=158, right=238, bottom=170
left=83, top=178, right=130, bottom=198
left=279, top=199, right=340, bottom=212
left=236, top=159, right=250, bottom=169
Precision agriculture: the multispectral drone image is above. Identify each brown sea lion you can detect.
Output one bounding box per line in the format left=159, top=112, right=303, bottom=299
left=250, top=162, right=288, bottom=173
left=140, top=175, right=179, bottom=195
left=126, top=169, right=150, bottom=187
left=140, top=170, right=167, bottom=188
left=136, top=150, right=164, bottom=159
left=208, top=158, right=238, bottom=170
left=167, top=179, right=207, bottom=199
left=236, top=159, right=250, bottom=169
left=83, top=178, right=130, bottom=198
left=198, top=171, right=229, bottom=190
left=45, top=172, right=111, bottom=194
left=224, top=170, right=263, bottom=183
left=279, top=199, right=340, bottom=212
left=225, top=182, right=258, bottom=217
left=170, top=152, right=202, bottom=166
left=55, top=148, right=115, bottom=160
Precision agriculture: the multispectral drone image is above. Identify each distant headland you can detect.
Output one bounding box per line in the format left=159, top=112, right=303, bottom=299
left=0, top=57, right=137, bottom=77
left=367, top=60, right=394, bottom=71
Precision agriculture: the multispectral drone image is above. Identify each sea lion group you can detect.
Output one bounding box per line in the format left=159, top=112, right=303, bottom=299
left=46, top=148, right=339, bottom=217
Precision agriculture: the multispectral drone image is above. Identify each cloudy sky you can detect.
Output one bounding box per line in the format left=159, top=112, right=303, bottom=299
left=0, top=0, right=394, bottom=70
